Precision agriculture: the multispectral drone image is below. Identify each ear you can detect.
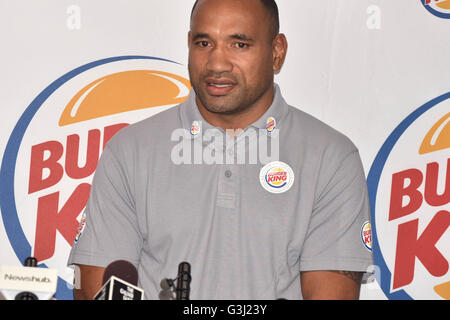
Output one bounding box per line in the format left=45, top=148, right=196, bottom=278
left=272, top=33, right=288, bottom=73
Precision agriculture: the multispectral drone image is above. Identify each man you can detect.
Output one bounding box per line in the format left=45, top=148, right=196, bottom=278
left=68, top=0, right=373, bottom=300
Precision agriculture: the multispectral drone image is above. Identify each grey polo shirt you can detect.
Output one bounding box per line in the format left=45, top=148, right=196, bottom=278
left=68, top=84, right=373, bottom=299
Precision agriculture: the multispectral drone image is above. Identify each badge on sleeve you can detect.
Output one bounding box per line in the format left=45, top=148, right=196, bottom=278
left=259, top=161, right=294, bottom=194
left=361, top=221, right=372, bottom=252
left=74, top=211, right=87, bottom=244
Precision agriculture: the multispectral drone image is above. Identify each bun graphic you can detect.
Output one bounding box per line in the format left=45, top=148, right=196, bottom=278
left=434, top=281, right=450, bottom=300
left=436, top=0, right=450, bottom=9
left=59, top=70, right=191, bottom=126
left=419, top=112, right=450, bottom=154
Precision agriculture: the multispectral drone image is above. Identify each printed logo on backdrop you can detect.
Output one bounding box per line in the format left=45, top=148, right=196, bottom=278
left=0, top=56, right=191, bottom=299
left=367, top=92, right=450, bottom=300
left=421, top=0, right=450, bottom=18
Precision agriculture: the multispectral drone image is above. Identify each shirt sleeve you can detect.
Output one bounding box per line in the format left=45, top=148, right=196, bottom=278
left=67, top=142, right=142, bottom=268
left=299, top=146, right=373, bottom=274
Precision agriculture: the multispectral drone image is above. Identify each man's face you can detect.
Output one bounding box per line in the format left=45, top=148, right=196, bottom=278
left=188, top=0, right=276, bottom=115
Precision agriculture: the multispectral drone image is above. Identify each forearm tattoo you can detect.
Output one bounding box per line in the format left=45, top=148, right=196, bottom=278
left=330, top=271, right=363, bottom=284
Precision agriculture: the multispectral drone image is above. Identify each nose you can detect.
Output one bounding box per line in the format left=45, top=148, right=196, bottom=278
left=206, top=45, right=233, bottom=75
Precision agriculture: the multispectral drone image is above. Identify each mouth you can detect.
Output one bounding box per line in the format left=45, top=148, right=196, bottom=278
left=205, top=79, right=236, bottom=96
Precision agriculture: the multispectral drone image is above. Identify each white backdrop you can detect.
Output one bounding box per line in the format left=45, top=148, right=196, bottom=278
left=1, top=0, right=449, bottom=300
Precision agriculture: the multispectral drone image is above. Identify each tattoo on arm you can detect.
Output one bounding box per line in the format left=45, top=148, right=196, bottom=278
left=330, top=271, right=363, bottom=284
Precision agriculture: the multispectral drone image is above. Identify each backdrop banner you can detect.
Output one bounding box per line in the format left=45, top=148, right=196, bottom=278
left=1, top=0, right=449, bottom=300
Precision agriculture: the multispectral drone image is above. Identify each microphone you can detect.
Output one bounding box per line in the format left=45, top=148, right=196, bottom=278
left=0, top=257, right=58, bottom=300
left=160, top=278, right=175, bottom=291
left=159, top=261, right=192, bottom=300
left=175, top=262, right=191, bottom=300
left=102, top=260, right=138, bottom=286
left=159, top=278, right=175, bottom=300
left=25, top=257, right=38, bottom=267
left=93, top=260, right=144, bottom=300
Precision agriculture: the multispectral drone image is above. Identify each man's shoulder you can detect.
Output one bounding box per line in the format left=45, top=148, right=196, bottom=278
left=123, top=104, right=181, bottom=136
left=107, top=104, right=182, bottom=148
left=286, top=104, right=357, bottom=154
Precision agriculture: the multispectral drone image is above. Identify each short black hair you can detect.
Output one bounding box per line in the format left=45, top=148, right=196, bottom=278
left=190, top=0, right=280, bottom=37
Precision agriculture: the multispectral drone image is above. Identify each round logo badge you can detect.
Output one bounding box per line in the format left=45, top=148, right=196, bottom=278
left=191, top=121, right=201, bottom=136
left=361, top=221, right=372, bottom=252
left=74, top=211, right=86, bottom=244
left=259, top=161, right=294, bottom=194
left=266, top=117, right=276, bottom=133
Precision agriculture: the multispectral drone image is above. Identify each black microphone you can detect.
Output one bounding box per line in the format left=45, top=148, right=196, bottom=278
left=24, top=257, right=38, bottom=268
left=15, top=257, right=39, bottom=300
left=94, top=260, right=144, bottom=300
left=175, top=262, right=191, bottom=300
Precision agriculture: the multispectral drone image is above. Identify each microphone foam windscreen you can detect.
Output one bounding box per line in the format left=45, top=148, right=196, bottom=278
left=102, top=260, right=138, bottom=286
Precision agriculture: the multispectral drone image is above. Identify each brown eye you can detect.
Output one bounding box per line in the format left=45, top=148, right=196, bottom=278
left=235, top=42, right=248, bottom=49
left=198, top=41, right=209, bottom=47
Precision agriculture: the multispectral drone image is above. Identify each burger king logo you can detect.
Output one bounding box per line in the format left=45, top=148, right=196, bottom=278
left=259, top=161, right=294, bottom=194
left=266, top=117, right=276, bottom=133
left=191, top=121, right=201, bottom=136
left=361, top=221, right=373, bottom=252
left=367, top=92, right=450, bottom=300
left=0, top=56, right=190, bottom=299
left=421, top=0, right=450, bottom=19
left=74, top=211, right=86, bottom=244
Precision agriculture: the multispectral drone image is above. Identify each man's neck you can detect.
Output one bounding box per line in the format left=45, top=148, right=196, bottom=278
left=195, top=86, right=275, bottom=132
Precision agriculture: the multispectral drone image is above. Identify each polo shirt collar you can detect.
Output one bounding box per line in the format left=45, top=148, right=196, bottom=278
left=180, top=83, right=289, bottom=135
left=249, top=83, right=288, bottom=131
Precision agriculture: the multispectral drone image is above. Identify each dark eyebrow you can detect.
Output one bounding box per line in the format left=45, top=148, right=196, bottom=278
left=191, top=32, right=255, bottom=43
left=191, top=33, right=210, bottom=42
left=230, top=33, right=254, bottom=42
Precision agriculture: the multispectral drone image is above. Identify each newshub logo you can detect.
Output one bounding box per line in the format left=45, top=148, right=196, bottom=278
left=3, top=273, right=52, bottom=283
